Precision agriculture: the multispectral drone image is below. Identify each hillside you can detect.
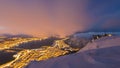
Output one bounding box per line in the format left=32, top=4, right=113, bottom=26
left=26, top=36, right=120, bottom=68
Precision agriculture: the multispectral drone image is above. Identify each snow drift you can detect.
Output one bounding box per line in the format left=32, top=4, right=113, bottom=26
left=26, top=36, right=120, bottom=68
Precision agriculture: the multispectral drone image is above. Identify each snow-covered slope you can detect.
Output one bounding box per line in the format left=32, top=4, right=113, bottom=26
left=26, top=36, right=120, bottom=68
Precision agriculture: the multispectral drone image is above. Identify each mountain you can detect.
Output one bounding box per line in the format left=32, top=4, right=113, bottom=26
left=0, top=34, right=33, bottom=38
left=26, top=36, right=120, bottom=68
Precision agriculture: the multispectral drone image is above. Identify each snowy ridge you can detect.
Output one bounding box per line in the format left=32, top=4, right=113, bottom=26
left=26, top=36, right=120, bottom=68
left=80, top=36, right=120, bottom=52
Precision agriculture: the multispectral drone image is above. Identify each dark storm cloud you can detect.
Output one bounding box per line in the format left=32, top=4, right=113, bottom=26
left=87, top=0, right=120, bottom=32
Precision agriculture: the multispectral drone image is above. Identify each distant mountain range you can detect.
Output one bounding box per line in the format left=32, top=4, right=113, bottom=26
left=0, top=34, right=33, bottom=38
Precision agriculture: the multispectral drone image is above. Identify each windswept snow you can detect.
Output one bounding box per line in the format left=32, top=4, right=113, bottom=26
left=26, top=36, right=120, bottom=68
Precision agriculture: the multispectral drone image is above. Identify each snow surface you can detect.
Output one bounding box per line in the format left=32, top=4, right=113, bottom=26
left=26, top=36, right=120, bottom=68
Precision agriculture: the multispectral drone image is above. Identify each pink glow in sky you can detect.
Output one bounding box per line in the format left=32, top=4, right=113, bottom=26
left=0, top=0, right=95, bottom=37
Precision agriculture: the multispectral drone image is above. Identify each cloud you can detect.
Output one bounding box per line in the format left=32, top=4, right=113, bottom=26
left=0, top=0, right=120, bottom=37
left=86, top=0, right=120, bottom=32
left=0, top=0, right=95, bottom=37
left=0, top=26, right=6, bottom=30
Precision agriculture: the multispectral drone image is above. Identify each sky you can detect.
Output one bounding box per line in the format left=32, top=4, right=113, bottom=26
left=0, top=0, right=120, bottom=37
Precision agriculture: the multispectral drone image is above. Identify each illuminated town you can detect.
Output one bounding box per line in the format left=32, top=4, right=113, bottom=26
left=0, top=37, right=42, bottom=50
left=0, top=0, right=120, bottom=68
left=0, top=36, right=79, bottom=68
